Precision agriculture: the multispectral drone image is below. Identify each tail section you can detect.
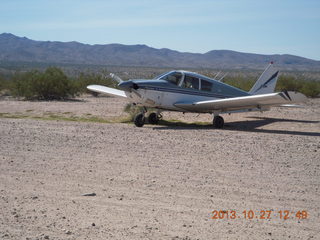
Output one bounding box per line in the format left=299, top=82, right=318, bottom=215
left=249, top=62, right=279, bottom=95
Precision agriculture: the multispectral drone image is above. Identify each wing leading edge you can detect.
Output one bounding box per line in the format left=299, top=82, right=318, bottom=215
left=174, top=91, right=306, bottom=113
left=87, top=85, right=127, bottom=98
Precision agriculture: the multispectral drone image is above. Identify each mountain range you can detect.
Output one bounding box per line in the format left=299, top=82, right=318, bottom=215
left=0, top=33, right=319, bottom=70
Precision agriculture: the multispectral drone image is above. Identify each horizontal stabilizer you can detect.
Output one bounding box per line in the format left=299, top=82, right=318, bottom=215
left=87, top=85, right=127, bottom=98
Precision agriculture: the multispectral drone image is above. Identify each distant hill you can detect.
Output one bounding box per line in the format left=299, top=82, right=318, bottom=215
left=0, top=33, right=319, bottom=70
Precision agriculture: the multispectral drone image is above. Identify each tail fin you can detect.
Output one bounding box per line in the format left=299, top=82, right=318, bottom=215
left=249, top=62, right=279, bottom=95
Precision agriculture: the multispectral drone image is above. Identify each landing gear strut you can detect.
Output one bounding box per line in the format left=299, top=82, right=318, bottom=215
left=213, top=115, right=224, bottom=128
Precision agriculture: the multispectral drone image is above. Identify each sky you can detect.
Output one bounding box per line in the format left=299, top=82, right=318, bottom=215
left=1, top=0, right=319, bottom=60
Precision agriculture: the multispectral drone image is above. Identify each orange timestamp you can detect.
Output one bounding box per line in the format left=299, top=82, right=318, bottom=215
left=211, top=210, right=308, bottom=220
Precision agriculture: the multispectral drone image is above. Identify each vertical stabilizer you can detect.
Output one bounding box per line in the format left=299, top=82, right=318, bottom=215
left=249, top=62, right=279, bottom=95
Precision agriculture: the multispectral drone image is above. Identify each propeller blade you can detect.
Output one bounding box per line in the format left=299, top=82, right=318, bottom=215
left=110, top=73, right=123, bottom=83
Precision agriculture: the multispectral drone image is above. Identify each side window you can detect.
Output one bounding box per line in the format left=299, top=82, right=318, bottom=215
left=201, top=79, right=212, bottom=92
left=182, top=75, right=199, bottom=90
left=160, top=72, right=182, bottom=85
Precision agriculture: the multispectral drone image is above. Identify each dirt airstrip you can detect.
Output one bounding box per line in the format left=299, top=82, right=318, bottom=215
left=0, top=96, right=319, bottom=240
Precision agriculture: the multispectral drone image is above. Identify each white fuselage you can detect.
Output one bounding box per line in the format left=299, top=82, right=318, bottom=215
left=126, top=88, right=220, bottom=111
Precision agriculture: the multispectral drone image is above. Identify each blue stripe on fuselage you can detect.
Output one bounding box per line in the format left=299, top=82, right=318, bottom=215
left=138, top=85, right=232, bottom=98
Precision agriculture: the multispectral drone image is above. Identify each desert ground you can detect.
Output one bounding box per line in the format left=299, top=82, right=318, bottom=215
left=0, top=95, right=319, bottom=240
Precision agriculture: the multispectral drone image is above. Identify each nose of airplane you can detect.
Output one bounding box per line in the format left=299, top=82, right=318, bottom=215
left=118, top=80, right=133, bottom=91
left=118, top=80, right=139, bottom=91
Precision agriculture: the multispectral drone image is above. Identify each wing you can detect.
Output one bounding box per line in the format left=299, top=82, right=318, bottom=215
left=174, top=91, right=306, bottom=113
left=87, top=85, right=127, bottom=98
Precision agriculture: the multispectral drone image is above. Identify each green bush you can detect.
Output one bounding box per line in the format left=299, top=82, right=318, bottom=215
left=0, top=75, right=4, bottom=90
left=276, top=75, right=303, bottom=92
left=11, top=67, right=77, bottom=100
left=300, top=81, right=320, bottom=98
left=0, top=74, right=11, bottom=93
left=276, top=75, right=320, bottom=97
left=123, top=103, right=144, bottom=121
left=4, top=67, right=320, bottom=100
left=75, top=72, right=116, bottom=95
left=223, top=75, right=256, bottom=92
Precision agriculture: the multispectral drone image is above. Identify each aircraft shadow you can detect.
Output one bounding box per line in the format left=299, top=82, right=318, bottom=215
left=153, top=117, right=320, bottom=137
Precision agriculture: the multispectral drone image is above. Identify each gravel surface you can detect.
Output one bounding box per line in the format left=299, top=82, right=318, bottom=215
left=0, top=96, right=319, bottom=240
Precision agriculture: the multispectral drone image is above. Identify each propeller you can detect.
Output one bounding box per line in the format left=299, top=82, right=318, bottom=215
left=118, top=80, right=140, bottom=91
left=110, top=73, right=141, bottom=98
left=110, top=73, right=123, bottom=83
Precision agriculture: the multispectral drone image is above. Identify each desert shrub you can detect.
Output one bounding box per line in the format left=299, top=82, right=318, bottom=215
left=223, top=75, right=256, bottom=92
left=11, top=70, right=38, bottom=99
left=276, top=75, right=320, bottom=97
left=0, top=74, right=11, bottom=90
left=0, top=75, right=4, bottom=90
left=123, top=103, right=144, bottom=121
left=0, top=75, right=6, bottom=91
left=0, top=75, right=12, bottom=96
left=300, top=81, right=320, bottom=98
left=75, top=72, right=116, bottom=95
left=276, top=75, right=304, bottom=92
left=11, top=67, right=77, bottom=100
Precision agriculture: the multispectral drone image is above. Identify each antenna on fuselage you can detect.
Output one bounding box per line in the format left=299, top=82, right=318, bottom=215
left=218, top=73, right=228, bottom=82
left=214, top=71, right=221, bottom=79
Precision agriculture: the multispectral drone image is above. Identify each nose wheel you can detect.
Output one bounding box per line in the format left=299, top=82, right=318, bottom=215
left=213, top=115, right=224, bottom=128
left=134, top=111, right=162, bottom=127
left=134, top=113, right=145, bottom=127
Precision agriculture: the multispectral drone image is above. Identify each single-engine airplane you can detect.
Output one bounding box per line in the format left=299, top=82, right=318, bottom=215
left=87, top=63, right=307, bottom=128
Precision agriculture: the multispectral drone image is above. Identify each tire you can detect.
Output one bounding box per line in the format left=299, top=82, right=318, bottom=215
left=134, top=113, right=145, bottom=127
left=148, top=112, right=159, bottom=124
left=213, top=116, right=224, bottom=128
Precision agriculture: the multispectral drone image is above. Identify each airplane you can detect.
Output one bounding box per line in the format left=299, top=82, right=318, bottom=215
left=87, top=62, right=307, bottom=128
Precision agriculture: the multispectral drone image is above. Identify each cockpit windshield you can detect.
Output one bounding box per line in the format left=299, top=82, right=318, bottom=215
left=182, top=75, right=199, bottom=90
left=158, top=71, right=183, bottom=85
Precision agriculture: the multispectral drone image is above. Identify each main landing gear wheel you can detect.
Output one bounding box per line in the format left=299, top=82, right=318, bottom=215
left=134, top=113, right=145, bottom=127
left=213, top=116, right=224, bottom=129
left=148, top=112, right=159, bottom=124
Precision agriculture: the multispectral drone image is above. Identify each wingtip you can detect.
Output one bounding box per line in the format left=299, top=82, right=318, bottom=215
left=87, top=85, right=97, bottom=90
